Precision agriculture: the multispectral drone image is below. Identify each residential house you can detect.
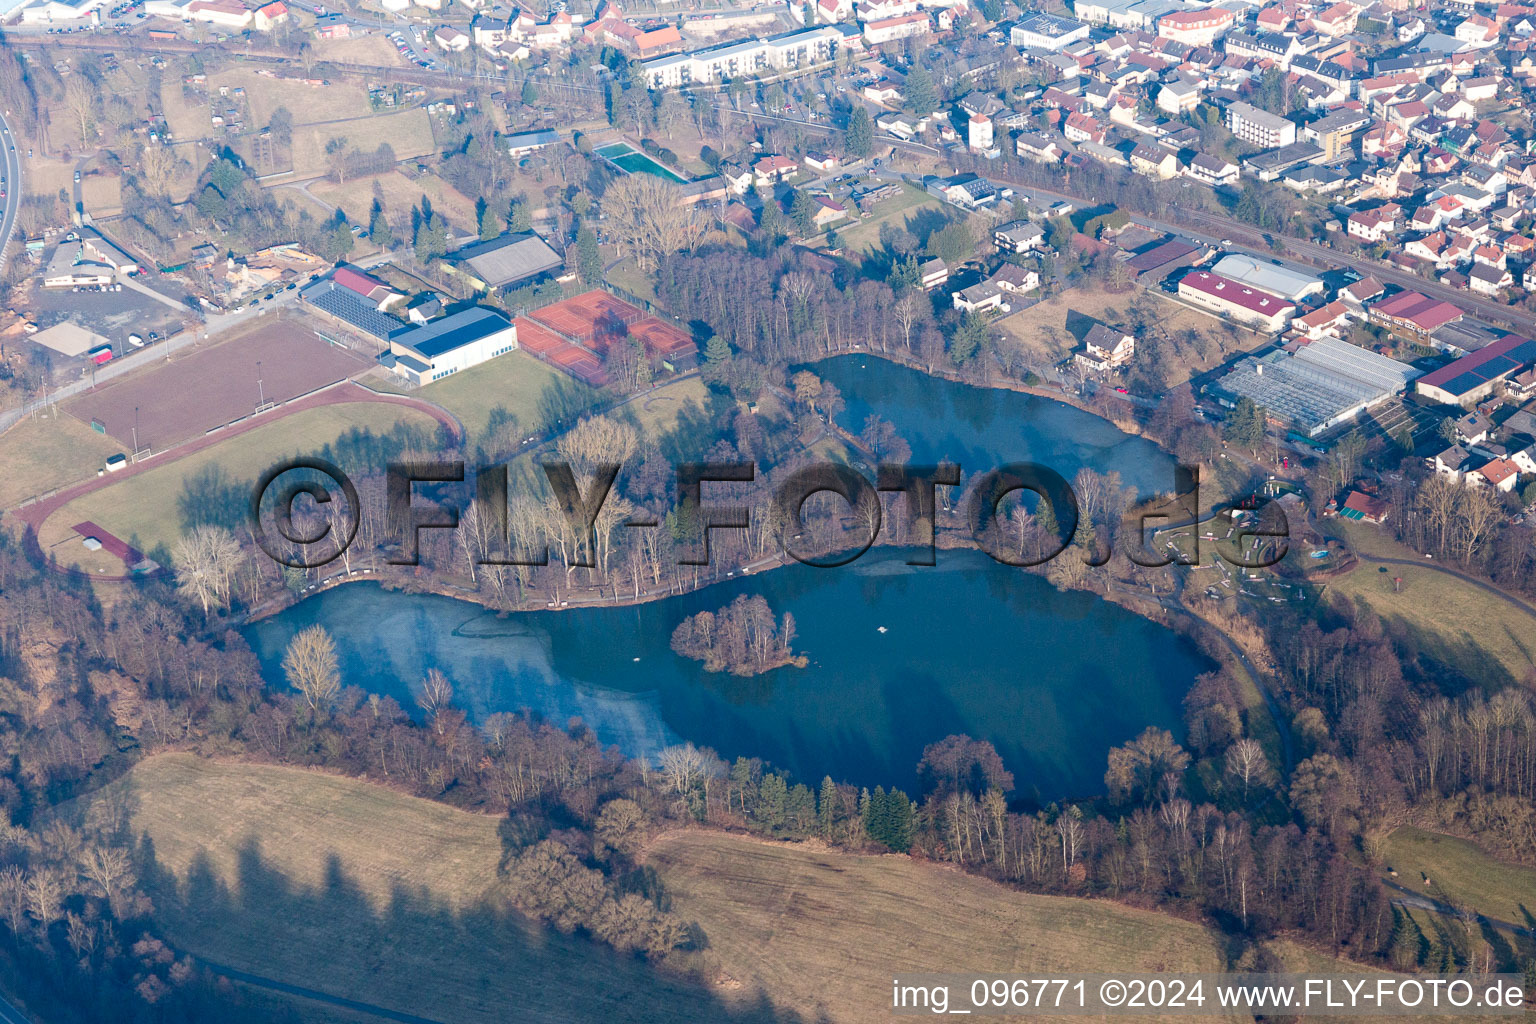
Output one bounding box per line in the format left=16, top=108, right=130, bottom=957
left=994, top=220, right=1046, bottom=253
left=1074, top=323, right=1135, bottom=371
left=919, top=257, right=949, bottom=290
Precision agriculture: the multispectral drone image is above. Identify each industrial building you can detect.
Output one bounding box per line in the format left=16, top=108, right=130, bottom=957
left=382, top=308, right=519, bottom=385
left=1210, top=254, right=1325, bottom=302
left=1209, top=336, right=1421, bottom=437
left=1415, top=334, right=1536, bottom=406
left=1010, top=12, right=1090, bottom=49
left=1178, top=271, right=1296, bottom=331
left=444, top=232, right=564, bottom=293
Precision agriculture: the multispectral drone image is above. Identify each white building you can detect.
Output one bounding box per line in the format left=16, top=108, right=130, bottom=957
left=1010, top=12, right=1089, bottom=49
left=1075, top=323, right=1135, bottom=372
left=967, top=113, right=993, bottom=151
left=386, top=308, right=518, bottom=386
left=1156, top=6, right=1234, bottom=46
left=1224, top=101, right=1296, bottom=149
left=18, top=0, right=106, bottom=23
left=642, top=27, right=842, bottom=87
left=862, top=11, right=929, bottom=44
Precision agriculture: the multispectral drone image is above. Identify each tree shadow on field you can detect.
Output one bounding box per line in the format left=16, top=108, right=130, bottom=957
left=135, top=831, right=818, bottom=1024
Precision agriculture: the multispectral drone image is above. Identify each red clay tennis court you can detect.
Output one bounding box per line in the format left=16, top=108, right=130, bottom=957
left=527, top=290, right=645, bottom=344
left=513, top=317, right=608, bottom=386
left=628, top=317, right=695, bottom=362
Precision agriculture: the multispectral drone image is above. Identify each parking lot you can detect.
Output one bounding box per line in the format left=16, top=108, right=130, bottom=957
left=22, top=278, right=185, bottom=356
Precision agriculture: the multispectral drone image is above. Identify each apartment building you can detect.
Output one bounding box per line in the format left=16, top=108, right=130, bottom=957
left=1225, top=101, right=1297, bottom=149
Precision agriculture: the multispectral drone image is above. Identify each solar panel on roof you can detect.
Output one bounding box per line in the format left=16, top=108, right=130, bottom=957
left=1478, top=354, right=1521, bottom=378
left=1441, top=371, right=1488, bottom=396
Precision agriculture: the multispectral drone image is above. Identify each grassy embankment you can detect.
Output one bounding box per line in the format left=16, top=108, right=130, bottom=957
left=1328, top=521, right=1536, bottom=689
left=73, top=754, right=1244, bottom=1024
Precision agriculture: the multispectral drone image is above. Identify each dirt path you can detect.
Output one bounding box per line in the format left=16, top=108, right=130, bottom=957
left=196, top=958, right=445, bottom=1024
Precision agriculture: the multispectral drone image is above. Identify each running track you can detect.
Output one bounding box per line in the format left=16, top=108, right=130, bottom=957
left=10, top=381, right=462, bottom=580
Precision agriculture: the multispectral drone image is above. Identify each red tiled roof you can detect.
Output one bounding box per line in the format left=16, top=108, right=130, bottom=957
left=1181, top=271, right=1295, bottom=316
left=1371, top=290, right=1465, bottom=332
left=333, top=266, right=389, bottom=299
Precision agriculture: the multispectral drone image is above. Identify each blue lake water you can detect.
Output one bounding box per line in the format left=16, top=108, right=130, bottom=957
left=244, top=357, right=1209, bottom=799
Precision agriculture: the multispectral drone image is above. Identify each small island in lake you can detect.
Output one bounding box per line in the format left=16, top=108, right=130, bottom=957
left=670, top=595, right=808, bottom=676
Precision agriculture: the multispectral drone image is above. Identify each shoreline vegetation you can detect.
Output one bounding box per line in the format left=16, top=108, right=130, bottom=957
left=669, top=595, right=807, bottom=677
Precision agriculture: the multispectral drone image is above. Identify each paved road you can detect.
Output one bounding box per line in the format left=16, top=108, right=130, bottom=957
left=0, top=111, right=21, bottom=275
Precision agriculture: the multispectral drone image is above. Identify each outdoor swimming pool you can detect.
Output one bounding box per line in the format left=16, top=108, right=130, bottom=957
left=597, top=142, right=690, bottom=184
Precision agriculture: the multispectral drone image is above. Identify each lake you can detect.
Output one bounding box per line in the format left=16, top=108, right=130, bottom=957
left=244, top=358, right=1210, bottom=799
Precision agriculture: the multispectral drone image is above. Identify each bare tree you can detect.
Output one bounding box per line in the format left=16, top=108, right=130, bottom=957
left=25, top=869, right=65, bottom=929
left=416, top=668, right=454, bottom=734
left=138, top=143, right=182, bottom=199
left=171, top=525, right=244, bottom=617
left=892, top=290, right=924, bottom=352
left=1224, top=738, right=1272, bottom=802
left=63, top=76, right=97, bottom=146
left=0, top=866, right=25, bottom=934
left=282, top=625, right=341, bottom=712
left=601, top=175, right=703, bottom=272
left=78, top=844, right=134, bottom=915
left=656, top=743, right=708, bottom=796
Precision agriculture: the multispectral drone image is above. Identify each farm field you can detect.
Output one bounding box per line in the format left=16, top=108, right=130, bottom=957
left=993, top=287, right=1251, bottom=387
left=1381, top=826, right=1536, bottom=929
left=69, top=755, right=1247, bottom=1024
left=1260, top=938, right=1517, bottom=1023
left=38, top=400, right=441, bottom=565
left=289, top=108, right=436, bottom=180
left=309, top=169, right=480, bottom=237
left=647, top=831, right=1243, bottom=1024
left=60, top=320, right=372, bottom=449
left=0, top=411, right=124, bottom=510
left=1329, top=522, right=1536, bottom=689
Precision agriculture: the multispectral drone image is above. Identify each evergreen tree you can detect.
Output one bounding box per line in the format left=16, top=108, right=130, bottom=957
left=755, top=773, right=788, bottom=831
left=904, top=63, right=937, bottom=114
left=328, top=218, right=355, bottom=260
left=790, top=188, right=818, bottom=237
left=758, top=189, right=786, bottom=243
left=818, top=776, right=838, bottom=838
left=477, top=199, right=500, bottom=241
left=577, top=224, right=603, bottom=285
left=368, top=197, right=392, bottom=249
left=1224, top=396, right=1266, bottom=454
left=845, top=104, right=874, bottom=158
left=521, top=79, right=540, bottom=107
left=1388, top=911, right=1422, bottom=971
left=887, top=253, right=921, bottom=292
left=508, top=193, right=533, bottom=233
left=701, top=335, right=733, bottom=387
left=949, top=310, right=988, bottom=365
left=864, top=785, right=889, bottom=844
